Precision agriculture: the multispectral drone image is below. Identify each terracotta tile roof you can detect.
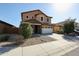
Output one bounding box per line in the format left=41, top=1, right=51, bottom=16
left=41, top=23, right=52, bottom=25
left=23, top=19, right=52, bottom=25
left=51, top=24, right=63, bottom=26
left=23, top=19, right=42, bottom=24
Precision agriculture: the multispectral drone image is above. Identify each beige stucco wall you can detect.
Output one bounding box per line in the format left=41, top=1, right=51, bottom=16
left=22, top=10, right=41, bottom=21
left=36, top=14, right=51, bottom=24
left=52, top=25, right=63, bottom=33
left=42, top=24, right=51, bottom=28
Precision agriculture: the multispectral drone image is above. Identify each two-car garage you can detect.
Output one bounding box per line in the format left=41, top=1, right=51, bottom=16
left=41, top=24, right=53, bottom=34
left=42, top=28, right=53, bottom=34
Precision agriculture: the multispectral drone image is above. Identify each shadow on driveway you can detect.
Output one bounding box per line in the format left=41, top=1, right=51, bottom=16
left=0, top=42, right=20, bottom=55
left=62, top=35, right=79, bottom=42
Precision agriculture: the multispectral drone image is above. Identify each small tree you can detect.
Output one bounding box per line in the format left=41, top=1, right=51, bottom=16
left=63, top=18, right=76, bottom=34
left=20, top=22, right=33, bottom=39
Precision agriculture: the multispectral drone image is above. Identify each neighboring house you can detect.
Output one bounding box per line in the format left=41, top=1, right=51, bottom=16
left=0, top=20, right=19, bottom=34
left=74, top=23, right=79, bottom=31
left=21, top=9, right=53, bottom=34
left=52, top=24, right=63, bottom=33
left=56, top=20, right=79, bottom=31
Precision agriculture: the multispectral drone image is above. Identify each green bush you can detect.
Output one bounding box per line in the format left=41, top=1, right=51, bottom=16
left=20, top=22, right=33, bottom=39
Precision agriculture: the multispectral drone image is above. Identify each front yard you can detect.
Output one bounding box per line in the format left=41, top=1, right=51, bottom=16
left=0, top=33, right=79, bottom=48
left=0, top=34, right=57, bottom=55
left=0, top=34, right=57, bottom=47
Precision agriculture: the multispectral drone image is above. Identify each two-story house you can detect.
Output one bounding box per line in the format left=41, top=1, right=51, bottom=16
left=21, top=10, right=53, bottom=34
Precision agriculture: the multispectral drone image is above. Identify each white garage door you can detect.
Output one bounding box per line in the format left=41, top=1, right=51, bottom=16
left=42, top=28, right=53, bottom=34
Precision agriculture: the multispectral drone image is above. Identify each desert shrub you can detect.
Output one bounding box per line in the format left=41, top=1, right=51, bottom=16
left=15, top=35, right=24, bottom=45
left=56, top=30, right=64, bottom=34
left=19, top=22, right=33, bottom=39
left=63, top=18, right=75, bottom=34
left=0, top=35, right=9, bottom=42
left=68, top=32, right=77, bottom=36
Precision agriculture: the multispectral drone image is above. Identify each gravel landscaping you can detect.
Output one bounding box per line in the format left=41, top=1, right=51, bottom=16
left=21, top=36, right=57, bottom=47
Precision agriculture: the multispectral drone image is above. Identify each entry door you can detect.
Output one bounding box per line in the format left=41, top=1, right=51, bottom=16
left=34, top=25, right=38, bottom=34
left=34, top=25, right=41, bottom=34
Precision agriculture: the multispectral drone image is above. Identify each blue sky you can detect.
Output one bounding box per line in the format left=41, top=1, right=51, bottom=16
left=0, top=3, right=79, bottom=27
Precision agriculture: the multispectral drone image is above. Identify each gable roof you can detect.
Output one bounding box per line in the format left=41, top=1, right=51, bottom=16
left=21, top=9, right=52, bottom=18
left=57, top=21, right=67, bottom=25
left=56, top=20, right=79, bottom=26
left=0, top=20, right=17, bottom=28
left=51, top=24, right=63, bottom=27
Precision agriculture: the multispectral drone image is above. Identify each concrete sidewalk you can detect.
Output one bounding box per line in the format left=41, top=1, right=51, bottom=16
left=0, top=34, right=78, bottom=56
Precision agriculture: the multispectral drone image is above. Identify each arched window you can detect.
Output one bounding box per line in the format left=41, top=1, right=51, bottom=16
left=26, top=16, right=28, bottom=18
left=41, top=17, right=43, bottom=21
left=47, top=18, right=49, bottom=22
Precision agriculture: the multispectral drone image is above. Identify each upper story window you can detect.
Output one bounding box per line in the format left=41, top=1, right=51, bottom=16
left=47, top=18, right=49, bottom=22
left=32, top=16, right=33, bottom=19
left=41, top=17, right=43, bottom=21
left=26, top=16, right=28, bottom=18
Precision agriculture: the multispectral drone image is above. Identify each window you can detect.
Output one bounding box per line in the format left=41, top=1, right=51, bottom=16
left=32, top=16, right=33, bottom=19
left=47, top=18, right=49, bottom=22
left=41, top=17, right=43, bottom=21
left=26, top=16, right=28, bottom=18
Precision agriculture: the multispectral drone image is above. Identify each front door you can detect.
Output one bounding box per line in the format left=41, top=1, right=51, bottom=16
left=34, top=25, right=41, bottom=34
